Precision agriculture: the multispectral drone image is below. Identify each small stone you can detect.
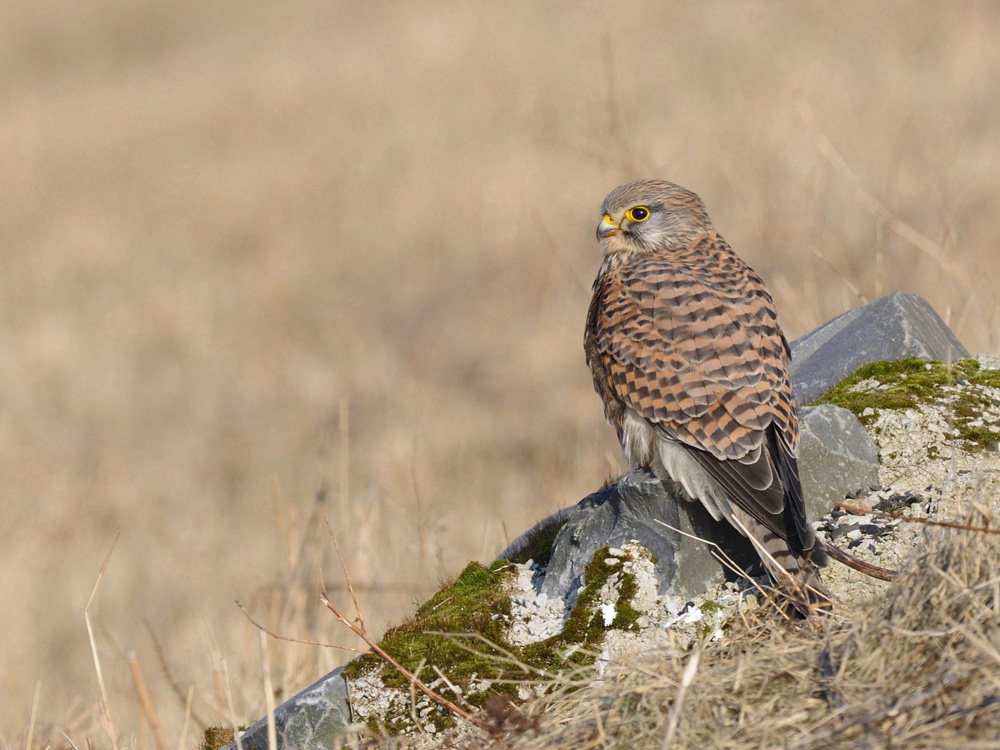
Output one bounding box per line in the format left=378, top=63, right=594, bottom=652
left=601, top=603, right=616, bottom=626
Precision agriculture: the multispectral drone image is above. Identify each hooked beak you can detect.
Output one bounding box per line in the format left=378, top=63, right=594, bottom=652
left=597, top=214, right=619, bottom=240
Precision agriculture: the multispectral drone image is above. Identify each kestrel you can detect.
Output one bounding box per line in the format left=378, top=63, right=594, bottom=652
left=584, top=179, right=828, bottom=609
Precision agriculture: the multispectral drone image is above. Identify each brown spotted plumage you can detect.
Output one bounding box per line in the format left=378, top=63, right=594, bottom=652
left=585, top=180, right=828, bottom=610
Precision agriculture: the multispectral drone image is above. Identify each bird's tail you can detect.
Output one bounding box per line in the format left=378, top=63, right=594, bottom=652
left=731, top=508, right=830, bottom=615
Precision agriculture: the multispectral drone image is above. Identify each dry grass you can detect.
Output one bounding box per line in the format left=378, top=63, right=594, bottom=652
left=2, top=0, right=1000, bottom=746
left=452, top=517, right=1000, bottom=749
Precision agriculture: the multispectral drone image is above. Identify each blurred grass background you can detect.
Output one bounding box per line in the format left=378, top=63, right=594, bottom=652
left=2, top=0, right=999, bottom=744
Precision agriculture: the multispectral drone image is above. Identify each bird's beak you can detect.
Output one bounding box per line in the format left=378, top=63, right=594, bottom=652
left=597, top=214, right=620, bottom=240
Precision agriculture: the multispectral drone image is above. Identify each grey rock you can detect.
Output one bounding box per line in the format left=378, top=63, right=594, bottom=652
left=539, top=469, right=759, bottom=602
left=222, top=666, right=351, bottom=750
left=797, top=405, right=880, bottom=520
left=977, top=353, right=1000, bottom=371
left=790, top=292, right=969, bottom=404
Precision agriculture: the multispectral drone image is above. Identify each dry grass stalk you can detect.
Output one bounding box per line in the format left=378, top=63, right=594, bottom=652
left=127, top=653, right=165, bottom=750
left=24, top=680, right=41, bottom=750
left=145, top=621, right=207, bottom=732
left=659, top=646, right=700, bottom=750
left=85, top=530, right=121, bottom=750
left=219, top=659, right=243, bottom=750
left=177, top=686, right=194, bottom=750
left=258, top=632, right=278, bottom=750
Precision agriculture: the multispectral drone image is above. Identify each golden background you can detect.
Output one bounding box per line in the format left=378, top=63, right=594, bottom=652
left=2, top=0, right=998, bottom=742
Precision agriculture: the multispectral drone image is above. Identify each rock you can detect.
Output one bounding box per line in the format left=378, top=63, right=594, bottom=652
left=797, top=404, right=880, bottom=520
left=789, top=292, right=969, bottom=404
left=978, top=353, right=1000, bottom=371
left=539, top=469, right=760, bottom=602
left=222, top=666, right=352, bottom=750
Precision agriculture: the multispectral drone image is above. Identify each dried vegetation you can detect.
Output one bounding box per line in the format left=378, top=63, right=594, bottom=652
left=429, top=515, right=1000, bottom=749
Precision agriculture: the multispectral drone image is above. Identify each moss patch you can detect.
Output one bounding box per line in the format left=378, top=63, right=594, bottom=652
left=342, top=560, right=516, bottom=732
left=506, top=514, right=568, bottom=567
left=814, top=358, right=1000, bottom=451
left=202, top=727, right=236, bottom=750
left=342, top=546, right=649, bottom=735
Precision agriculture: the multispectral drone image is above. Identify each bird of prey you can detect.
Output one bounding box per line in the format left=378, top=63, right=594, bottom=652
left=584, top=179, right=828, bottom=609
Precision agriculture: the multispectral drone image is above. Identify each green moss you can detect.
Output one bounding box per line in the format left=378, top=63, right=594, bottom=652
left=693, top=600, right=726, bottom=640
left=699, top=599, right=723, bottom=616
left=342, top=560, right=516, bottom=732
left=342, top=545, right=652, bottom=735
left=505, top=514, right=568, bottom=567
left=814, top=358, right=1000, bottom=451
left=561, top=550, right=620, bottom=644
left=611, top=573, right=642, bottom=631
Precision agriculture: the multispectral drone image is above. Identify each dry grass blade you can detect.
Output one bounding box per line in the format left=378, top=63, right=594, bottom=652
left=259, top=632, right=278, bottom=750
left=660, top=647, right=700, bottom=750
left=652, top=518, right=775, bottom=606
left=25, top=680, right=40, bottom=750
left=144, top=621, right=207, bottom=731
left=85, top=529, right=121, bottom=750
left=220, top=660, right=244, bottom=750
left=128, top=653, right=165, bottom=750
left=178, top=686, right=194, bottom=750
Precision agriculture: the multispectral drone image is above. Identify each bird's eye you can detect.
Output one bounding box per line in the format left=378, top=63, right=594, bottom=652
left=626, top=206, right=649, bottom=222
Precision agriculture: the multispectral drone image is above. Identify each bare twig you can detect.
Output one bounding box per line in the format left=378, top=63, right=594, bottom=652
left=822, top=543, right=897, bottom=581
left=326, top=520, right=366, bottom=634
left=817, top=643, right=844, bottom=708
left=837, top=501, right=1000, bottom=535
left=236, top=601, right=365, bottom=653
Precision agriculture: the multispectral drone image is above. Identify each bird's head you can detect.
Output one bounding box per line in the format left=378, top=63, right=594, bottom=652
left=596, top=180, right=713, bottom=257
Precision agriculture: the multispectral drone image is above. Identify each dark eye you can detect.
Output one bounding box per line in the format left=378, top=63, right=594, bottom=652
left=626, top=206, right=649, bottom=222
